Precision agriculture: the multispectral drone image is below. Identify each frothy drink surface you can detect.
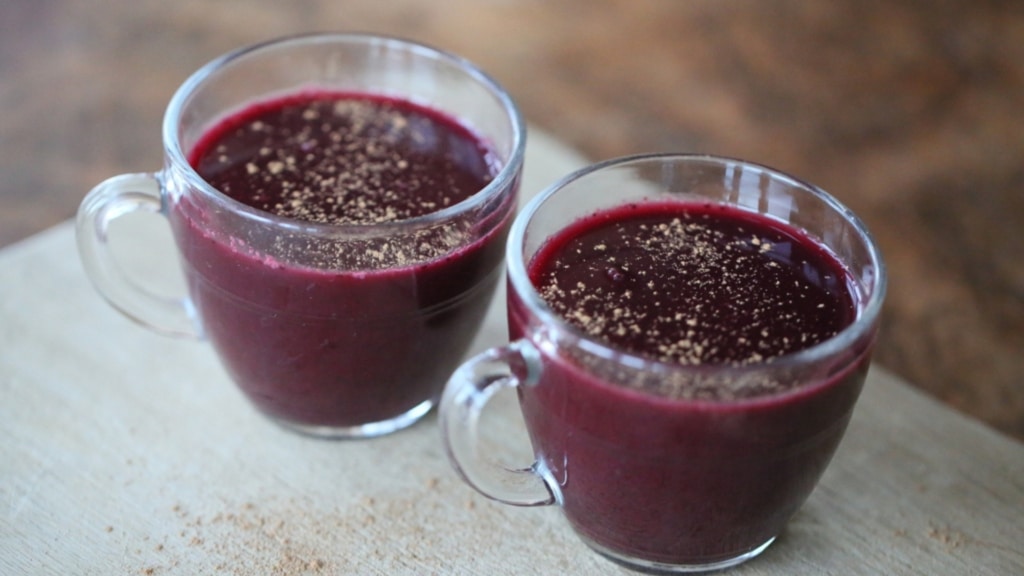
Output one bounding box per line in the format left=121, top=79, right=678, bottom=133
left=529, top=201, right=857, bottom=399
left=170, top=91, right=510, bottom=428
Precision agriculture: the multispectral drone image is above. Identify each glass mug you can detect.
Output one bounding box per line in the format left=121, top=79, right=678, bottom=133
left=77, top=33, right=525, bottom=439
left=440, top=154, right=886, bottom=572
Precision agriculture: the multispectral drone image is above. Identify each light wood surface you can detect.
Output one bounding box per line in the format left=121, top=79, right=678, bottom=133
left=2, top=130, right=1021, bottom=575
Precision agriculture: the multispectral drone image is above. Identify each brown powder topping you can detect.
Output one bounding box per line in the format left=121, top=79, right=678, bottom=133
left=532, top=203, right=858, bottom=399
left=190, top=92, right=500, bottom=270
left=195, top=94, right=495, bottom=226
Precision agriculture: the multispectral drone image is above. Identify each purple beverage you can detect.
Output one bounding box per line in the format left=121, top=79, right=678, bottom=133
left=169, top=91, right=514, bottom=431
left=440, top=154, right=884, bottom=572
left=511, top=201, right=870, bottom=565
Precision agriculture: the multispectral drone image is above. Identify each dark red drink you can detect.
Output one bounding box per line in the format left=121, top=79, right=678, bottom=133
left=512, top=201, right=872, bottom=564
left=169, top=91, right=514, bottom=432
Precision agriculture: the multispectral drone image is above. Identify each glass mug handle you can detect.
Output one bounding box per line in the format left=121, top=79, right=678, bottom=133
left=440, top=339, right=557, bottom=506
left=76, top=173, right=202, bottom=339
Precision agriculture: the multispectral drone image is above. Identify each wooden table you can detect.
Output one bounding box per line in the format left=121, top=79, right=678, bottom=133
left=1, top=1, right=1022, bottom=573
left=2, top=130, right=1022, bottom=575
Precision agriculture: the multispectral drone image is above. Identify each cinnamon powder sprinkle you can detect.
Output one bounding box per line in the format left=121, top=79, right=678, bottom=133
left=198, top=95, right=495, bottom=227
left=535, top=208, right=855, bottom=399
left=193, top=94, right=500, bottom=270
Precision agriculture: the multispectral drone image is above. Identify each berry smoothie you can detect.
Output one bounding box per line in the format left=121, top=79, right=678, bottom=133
left=512, top=201, right=873, bottom=565
left=169, top=91, right=514, bottom=430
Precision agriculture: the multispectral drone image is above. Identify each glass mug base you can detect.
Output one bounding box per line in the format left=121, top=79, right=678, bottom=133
left=268, top=398, right=435, bottom=440
left=583, top=534, right=777, bottom=574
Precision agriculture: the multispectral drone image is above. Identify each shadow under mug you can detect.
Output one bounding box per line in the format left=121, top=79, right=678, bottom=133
left=440, top=154, right=886, bottom=572
left=77, top=33, right=525, bottom=439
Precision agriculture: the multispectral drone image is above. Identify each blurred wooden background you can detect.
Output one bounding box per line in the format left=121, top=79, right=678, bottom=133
left=1, top=0, right=1021, bottom=440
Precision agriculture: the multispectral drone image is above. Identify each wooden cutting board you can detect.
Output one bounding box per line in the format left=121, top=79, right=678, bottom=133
left=1, top=129, right=1021, bottom=575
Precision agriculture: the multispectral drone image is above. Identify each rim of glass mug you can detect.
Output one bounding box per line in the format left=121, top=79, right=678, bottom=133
left=162, top=31, right=526, bottom=240
left=506, top=152, right=887, bottom=389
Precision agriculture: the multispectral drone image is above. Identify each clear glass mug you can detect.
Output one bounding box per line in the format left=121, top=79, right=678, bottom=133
left=440, top=154, right=886, bottom=572
left=77, top=33, right=525, bottom=439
